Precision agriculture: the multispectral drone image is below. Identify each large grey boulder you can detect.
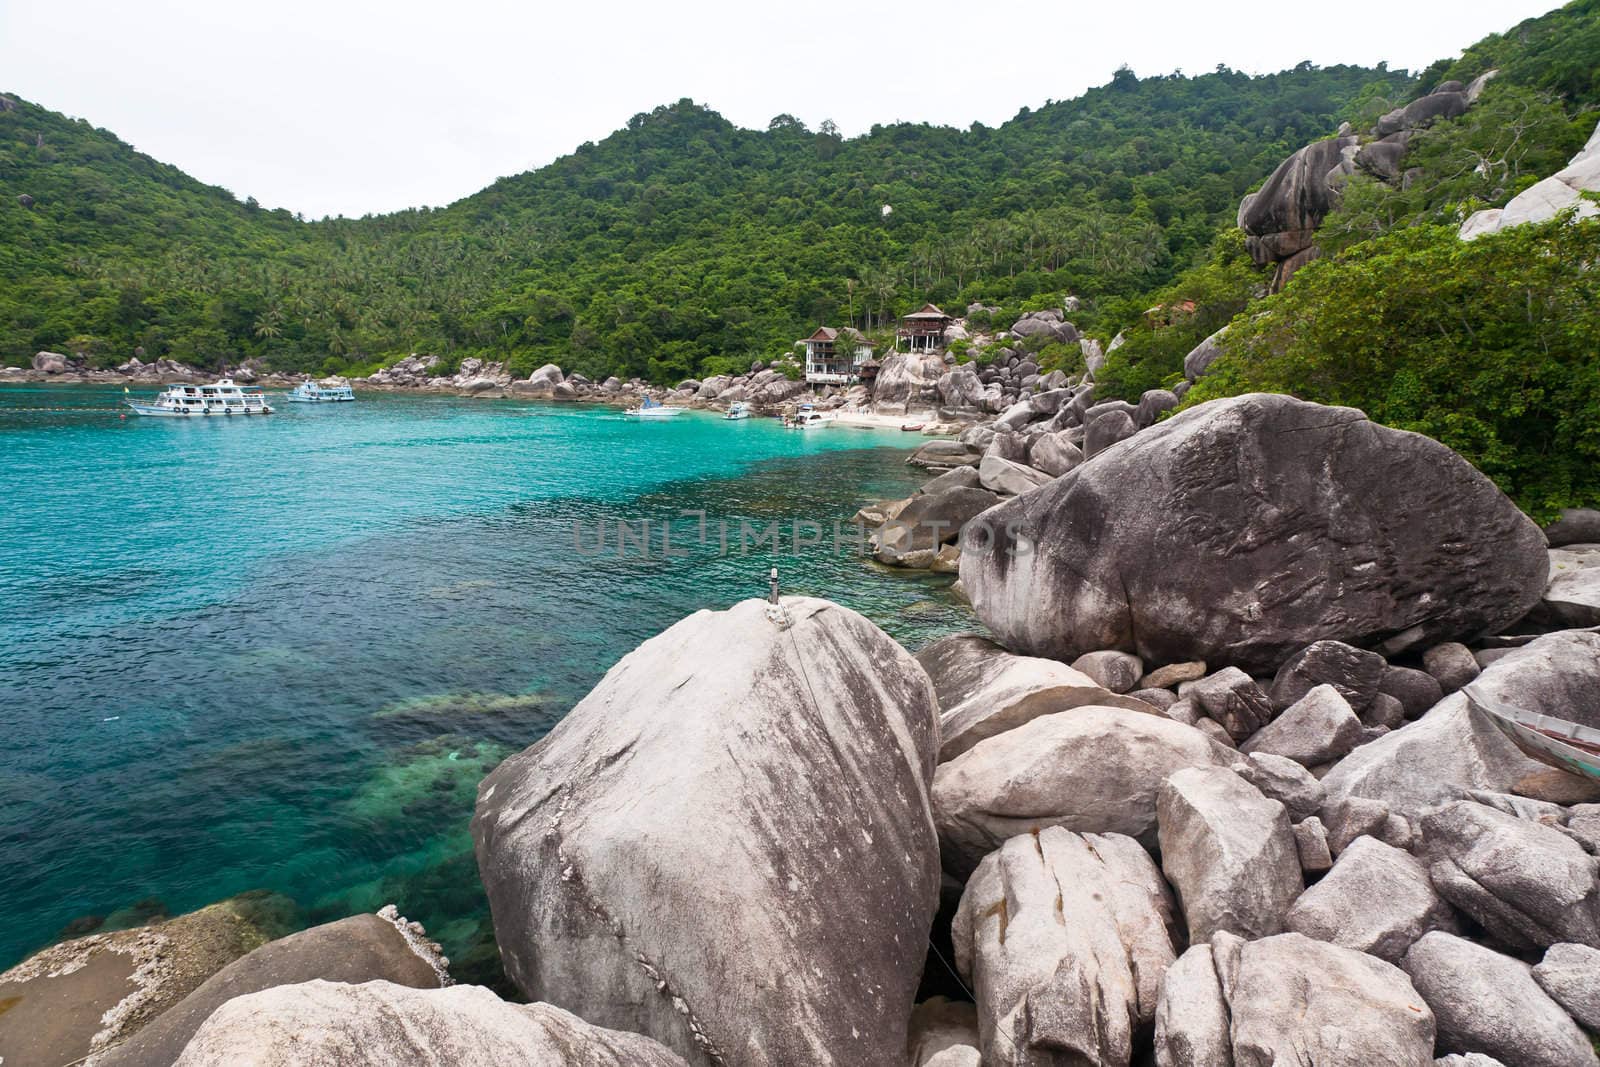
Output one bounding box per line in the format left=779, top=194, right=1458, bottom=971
left=1534, top=943, right=1600, bottom=1032
left=172, top=981, right=689, bottom=1066
left=1157, top=932, right=1436, bottom=1067
left=87, top=910, right=446, bottom=1067
left=1269, top=640, right=1386, bottom=712
left=934, top=707, right=1234, bottom=876
left=1157, top=766, right=1303, bottom=943
left=1238, top=135, right=1359, bottom=286
left=1182, top=328, right=1229, bottom=380
left=1083, top=408, right=1138, bottom=458
left=1285, top=836, right=1457, bottom=962
left=1240, top=684, right=1364, bottom=767
left=1187, top=667, right=1272, bottom=741
left=1152, top=945, right=1231, bottom=1067
left=1236, top=752, right=1325, bottom=820
left=1403, top=932, right=1599, bottom=1067
left=913, top=634, right=1156, bottom=761
left=907, top=997, right=980, bottom=1067
left=959, top=395, right=1546, bottom=673
left=1027, top=431, right=1084, bottom=477
left=937, top=364, right=986, bottom=410
left=977, top=454, right=1052, bottom=496
left=1419, top=800, right=1600, bottom=951
left=32, top=350, right=69, bottom=374
left=952, top=828, right=1178, bottom=1066
left=1545, top=508, right=1600, bottom=547
left=1320, top=631, right=1600, bottom=820
left=473, top=597, right=941, bottom=1066
left=876, top=486, right=1001, bottom=565
left=1535, top=545, right=1600, bottom=627
left=877, top=352, right=954, bottom=413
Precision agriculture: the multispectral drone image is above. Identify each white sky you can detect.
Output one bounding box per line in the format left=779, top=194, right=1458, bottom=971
left=0, top=0, right=1562, bottom=219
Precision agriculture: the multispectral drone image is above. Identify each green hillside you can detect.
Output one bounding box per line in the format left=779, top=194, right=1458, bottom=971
left=0, top=63, right=1408, bottom=381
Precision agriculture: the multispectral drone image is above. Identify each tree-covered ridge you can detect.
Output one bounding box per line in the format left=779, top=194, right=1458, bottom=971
left=0, top=62, right=1409, bottom=381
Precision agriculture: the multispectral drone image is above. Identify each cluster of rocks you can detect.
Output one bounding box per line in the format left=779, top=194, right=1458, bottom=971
left=1240, top=73, right=1496, bottom=288
left=458, top=391, right=1596, bottom=1066
left=865, top=371, right=1185, bottom=570
left=7, top=390, right=1600, bottom=1065
left=1462, top=115, right=1600, bottom=239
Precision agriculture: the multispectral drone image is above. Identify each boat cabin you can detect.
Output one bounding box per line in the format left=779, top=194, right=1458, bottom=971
left=897, top=304, right=952, bottom=352
left=800, top=327, right=875, bottom=385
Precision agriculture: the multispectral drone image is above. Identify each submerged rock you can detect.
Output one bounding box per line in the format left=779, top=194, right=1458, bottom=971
left=172, top=980, right=688, bottom=1066
left=958, top=394, right=1546, bottom=673
left=0, top=891, right=300, bottom=1067
left=473, top=597, right=941, bottom=1066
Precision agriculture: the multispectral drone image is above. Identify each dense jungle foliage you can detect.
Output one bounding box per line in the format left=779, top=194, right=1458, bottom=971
left=0, top=63, right=1409, bottom=381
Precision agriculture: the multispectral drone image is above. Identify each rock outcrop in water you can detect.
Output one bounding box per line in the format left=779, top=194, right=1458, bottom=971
left=473, top=596, right=941, bottom=1066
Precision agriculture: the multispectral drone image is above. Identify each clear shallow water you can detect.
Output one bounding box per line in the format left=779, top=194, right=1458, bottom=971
left=0, top=386, right=972, bottom=977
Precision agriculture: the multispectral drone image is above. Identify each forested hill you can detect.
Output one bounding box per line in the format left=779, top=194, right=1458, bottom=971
left=0, top=62, right=1409, bottom=382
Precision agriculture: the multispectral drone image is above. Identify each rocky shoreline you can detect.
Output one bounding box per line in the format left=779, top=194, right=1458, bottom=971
left=4, top=383, right=1600, bottom=1065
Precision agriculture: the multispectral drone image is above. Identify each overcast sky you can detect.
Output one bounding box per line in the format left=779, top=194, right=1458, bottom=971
left=0, top=0, right=1562, bottom=219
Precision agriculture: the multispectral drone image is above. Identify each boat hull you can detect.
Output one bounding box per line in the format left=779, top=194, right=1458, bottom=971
left=626, top=408, right=683, bottom=418
left=1467, top=686, right=1600, bottom=781
left=127, top=403, right=274, bottom=417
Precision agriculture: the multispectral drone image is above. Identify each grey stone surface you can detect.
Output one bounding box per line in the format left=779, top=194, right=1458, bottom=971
left=473, top=597, right=941, bottom=1066
left=1293, top=816, right=1334, bottom=875
left=1423, top=643, right=1481, bottom=694
left=1236, top=752, right=1325, bottom=820
left=934, top=707, right=1233, bottom=876
left=1158, top=767, right=1302, bottom=943
left=1269, top=640, right=1387, bottom=712
left=171, top=981, right=689, bottom=1066
left=1241, top=684, right=1364, bottom=766
left=1070, top=650, right=1145, bottom=693
left=1404, top=932, right=1598, bottom=1067
left=1189, top=667, right=1274, bottom=742
left=1420, top=800, right=1600, bottom=951
left=1534, top=943, right=1600, bottom=1033
left=914, top=633, right=1156, bottom=762
left=1286, top=836, right=1456, bottom=961
left=959, top=394, right=1546, bottom=673
left=952, top=828, right=1178, bottom=1065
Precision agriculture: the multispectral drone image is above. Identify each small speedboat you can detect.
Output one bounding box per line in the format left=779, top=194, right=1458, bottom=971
left=126, top=379, right=274, bottom=417
left=286, top=378, right=355, bottom=403
left=624, top=395, right=682, bottom=418
left=900, top=422, right=924, bottom=432
left=723, top=402, right=750, bottom=420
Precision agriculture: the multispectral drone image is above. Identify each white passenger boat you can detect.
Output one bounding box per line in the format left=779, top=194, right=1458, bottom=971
left=286, top=378, right=355, bottom=403
left=624, top=395, right=682, bottom=418
left=723, top=401, right=750, bottom=420
left=785, top=403, right=833, bottom=429
left=126, top=379, right=274, bottom=417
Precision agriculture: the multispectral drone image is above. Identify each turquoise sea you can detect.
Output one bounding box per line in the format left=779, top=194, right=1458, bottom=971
left=0, top=385, right=971, bottom=979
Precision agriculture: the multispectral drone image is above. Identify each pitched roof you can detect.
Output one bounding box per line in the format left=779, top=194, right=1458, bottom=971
left=901, top=303, right=949, bottom=320
left=800, top=326, right=838, bottom=343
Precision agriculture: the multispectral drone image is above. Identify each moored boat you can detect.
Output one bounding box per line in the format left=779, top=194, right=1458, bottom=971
left=126, top=379, right=274, bottom=417
left=286, top=378, right=356, bottom=403
left=723, top=401, right=750, bottom=420
left=1466, top=683, right=1600, bottom=781
left=624, top=395, right=682, bottom=418
left=784, top=403, right=833, bottom=429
